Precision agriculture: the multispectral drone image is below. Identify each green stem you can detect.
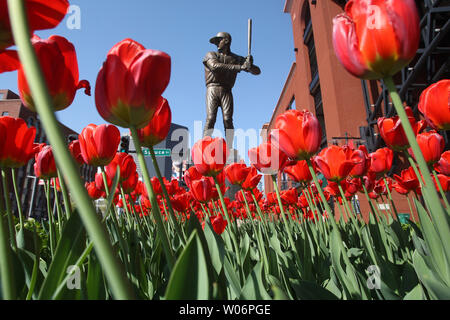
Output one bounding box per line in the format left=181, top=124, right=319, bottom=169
left=432, top=170, right=450, bottom=212
left=11, top=169, right=24, bottom=230
left=25, top=224, right=40, bottom=300
left=44, top=180, right=55, bottom=257
left=271, top=175, right=301, bottom=264
left=119, top=185, right=132, bottom=227
left=212, top=175, right=244, bottom=284
left=57, top=169, right=72, bottom=218
left=149, top=146, right=185, bottom=245
left=306, top=159, right=335, bottom=226
left=1, top=169, right=16, bottom=250
left=250, top=189, right=267, bottom=228
left=0, top=170, right=15, bottom=299
left=7, top=0, right=134, bottom=299
left=52, top=178, right=63, bottom=238
left=383, top=177, right=400, bottom=222
left=129, top=126, right=175, bottom=270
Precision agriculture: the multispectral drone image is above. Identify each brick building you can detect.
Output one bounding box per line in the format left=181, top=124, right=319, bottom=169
left=263, top=0, right=450, bottom=221
left=0, top=89, right=96, bottom=220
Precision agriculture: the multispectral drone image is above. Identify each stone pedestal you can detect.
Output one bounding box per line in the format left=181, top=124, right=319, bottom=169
left=224, top=148, right=242, bottom=200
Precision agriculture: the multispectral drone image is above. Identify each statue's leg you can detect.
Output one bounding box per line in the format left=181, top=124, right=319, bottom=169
left=203, top=87, right=220, bottom=138
left=221, top=90, right=234, bottom=149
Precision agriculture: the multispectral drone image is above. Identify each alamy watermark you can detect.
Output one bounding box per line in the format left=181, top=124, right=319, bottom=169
left=366, top=265, right=381, bottom=290
left=66, top=5, right=81, bottom=30
left=66, top=265, right=81, bottom=290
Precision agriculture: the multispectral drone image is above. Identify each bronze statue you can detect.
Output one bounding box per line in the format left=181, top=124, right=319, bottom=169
left=202, top=31, right=261, bottom=148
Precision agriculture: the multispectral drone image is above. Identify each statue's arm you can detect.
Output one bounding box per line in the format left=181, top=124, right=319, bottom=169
left=204, top=56, right=243, bottom=72
left=249, top=64, right=261, bottom=75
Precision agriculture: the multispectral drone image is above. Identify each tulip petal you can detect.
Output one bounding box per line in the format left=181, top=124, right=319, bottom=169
left=0, top=50, right=20, bottom=73
left=26, top=0, right=69, bottom=31
left=332, top=13, right=372, bottom=79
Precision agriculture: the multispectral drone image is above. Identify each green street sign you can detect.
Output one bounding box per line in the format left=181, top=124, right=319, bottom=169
left=154, top=148, right=171, bottom=157
left=141, top=148, right=171, bottom=157
left=142, top=148, right=151, bottom=156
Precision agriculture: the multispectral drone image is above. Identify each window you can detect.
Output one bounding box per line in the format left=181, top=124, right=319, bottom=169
left=303, top=2, right=327, bottom=150
left=287, top=96, right=295, bottom=110
left=280, top=172, right=289, bottom=191
left=0, top=93, right=4, bottom=100
left=313, top=85, right=328, bottom=149
left=2, top=111, right=9, bottom=116
left=303, top=3, right=318, bottom=80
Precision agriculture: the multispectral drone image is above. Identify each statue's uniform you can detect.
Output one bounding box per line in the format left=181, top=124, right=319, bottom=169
left=203, top=51, right=246, bottom=138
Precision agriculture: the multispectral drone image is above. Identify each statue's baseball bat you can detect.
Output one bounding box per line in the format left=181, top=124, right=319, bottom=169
left=248, top=18, right=252, bottom=56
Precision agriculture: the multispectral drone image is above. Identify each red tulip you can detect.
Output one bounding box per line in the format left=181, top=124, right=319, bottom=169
left=235, top=190, right=253, bottom=204
left=418, top=80, right=450, bottom=130
left=414, top=131, right=445, bottom=166
left=377, top=107, right=425, bottom=151
left=68, top=140, right=85, bottom=166
left=432, top=174, right=449, bottom=193
left=192, top=137, right=228, bottom=177
left=374, top=177, right=393, bottom=195
left=34, top=145, right=57, bottom=179
left=171, top=192, right=191, bottom=212
left=280, top=188, right=298, bottom=206
left=105, top=152, right=137, bottom=182
left=349, top=145, right=371, bottom=178
left=210, top=214, right=227, bottom=235
left=369, top=147, right=393, bottom=175
left=393, top=167, right=419, bottom=195
left=79, top=124, right=121, bottom=167
left=224, top=162, right=251, bottom=186
left=271, top=110, right=322, bottom=160
left=241, top=166, right=262, bottom=191
left=190, top=177, right=213, bottom=203
left=137, top=96, right=172, bottom=147
left=122, top=171, right=139, bottom=194
left=361, top=172, right=376, bottom=193
left=18, top=35, right=90, bottom=112
left=86, top=181, right=104, bottom=200
left=266, top=192, right=278, bottom=205
left=248, top=142, right=289, bottom=175
left=95, top=38, right=171, bottom=128
left=0, top=116, right=37, bottom=168
left=434, top=151, right=450, bottom=176
left=150, top=176, right=164, bottom=195
left=332, top=0, right=420, bottom=79
left=283, top=160, right=312, bottom=184
left=314, top=145, right=355, bottom=182
left=183, top=166, right=203, bottom=187
left=0, top=0, right=69, bottom=73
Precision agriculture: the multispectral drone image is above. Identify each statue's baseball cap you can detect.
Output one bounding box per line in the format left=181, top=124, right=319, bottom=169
left=209, top=32, right=232, bottom=45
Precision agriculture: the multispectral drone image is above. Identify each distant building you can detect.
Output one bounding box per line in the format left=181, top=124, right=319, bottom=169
left=263, top=1, right=450, bottom=221
left=0, top=89, right=96, bottom=220
left=126, top=122, right=190, bottom=187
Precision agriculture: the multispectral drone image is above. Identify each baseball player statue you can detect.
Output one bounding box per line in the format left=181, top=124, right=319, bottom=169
left=202, top=27, right=261, bottom=149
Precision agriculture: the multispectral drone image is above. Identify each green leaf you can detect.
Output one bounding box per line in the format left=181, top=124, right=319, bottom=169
left=239, top=262, right=272, bottom=300
left=414, top=199, right=450, bottom=283
left=290, top=279, right=339, bottom=300
left=204, top=219, right=226, bottom=275
left=223, top=256, right=241, bottom=299
left=403, top=284, right=424, bottom=300
left=38, top=210, right=86, bottom=300
left=412, top=250, right=450, bottom=299
left=165, top=230, right=209, bottom=300
left=102, top=168, right=120, bottom=222
left=86, top=251, right=106, bottom=300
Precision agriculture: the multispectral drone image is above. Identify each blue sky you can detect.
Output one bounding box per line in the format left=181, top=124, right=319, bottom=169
left=1, top=0, right=295, bottom=163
